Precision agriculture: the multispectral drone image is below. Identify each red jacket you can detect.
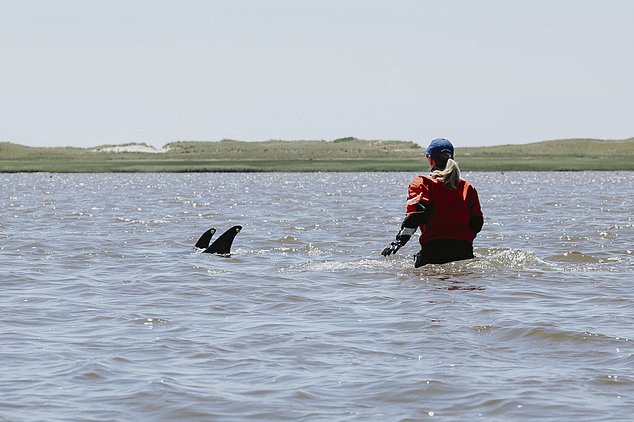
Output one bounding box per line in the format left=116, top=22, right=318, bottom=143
left=406, top=175, right=483, bottom=245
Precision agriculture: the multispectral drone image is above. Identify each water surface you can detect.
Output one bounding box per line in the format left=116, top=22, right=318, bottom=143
left=1, top=172, right=632, bottom=421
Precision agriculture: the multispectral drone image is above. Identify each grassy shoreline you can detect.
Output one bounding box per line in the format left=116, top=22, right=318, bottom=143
left=2, top=157, right=634, bottom=172
left=1, top=138, right=633, bottom=172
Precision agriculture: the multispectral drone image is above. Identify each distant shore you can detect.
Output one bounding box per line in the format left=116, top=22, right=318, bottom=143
left=1, top=137, right=633, bottom=172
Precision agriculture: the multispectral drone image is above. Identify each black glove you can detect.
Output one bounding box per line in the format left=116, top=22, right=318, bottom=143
left=381, top=234, right=411, bottom=256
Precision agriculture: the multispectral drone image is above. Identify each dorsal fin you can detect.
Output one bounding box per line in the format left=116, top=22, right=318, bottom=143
left=204, top=225, right=242, bottom=255
left=195, top=228, right=216, bottom=249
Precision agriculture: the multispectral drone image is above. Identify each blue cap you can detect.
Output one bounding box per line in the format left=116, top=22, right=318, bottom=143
left=425, top=138, right=454, bottom=160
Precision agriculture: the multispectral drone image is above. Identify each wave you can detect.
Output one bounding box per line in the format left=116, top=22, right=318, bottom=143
left=546, top=251, right=602, bottom=263
left=283, top=258, right=396, bottom=273
left=591, top=374, right=634, bottom=386
left=475, top=323, right=631, bottom=346
left=475, top=247, right=551, bottom=271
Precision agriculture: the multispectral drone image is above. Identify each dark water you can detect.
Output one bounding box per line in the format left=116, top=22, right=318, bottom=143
left=1, top=172, right=632, bottom=421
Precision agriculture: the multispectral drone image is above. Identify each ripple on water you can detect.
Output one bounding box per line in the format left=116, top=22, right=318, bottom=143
left=546, top=251, right=603, bottom=263
left=476, top=247, right=551, bottom=271
left=285, top=257, right=396, bottom=273
left=591, top=374, right=634, bottom=386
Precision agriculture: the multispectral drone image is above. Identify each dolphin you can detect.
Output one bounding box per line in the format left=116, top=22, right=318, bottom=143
left=195, top=228, right=216, bottom=249
left=195, top=225, right=242, bottom=255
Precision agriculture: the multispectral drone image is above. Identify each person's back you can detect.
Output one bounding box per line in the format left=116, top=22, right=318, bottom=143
left=409, top=175, right=480, bottom=244
left=382, top=138, right=483, bottom=267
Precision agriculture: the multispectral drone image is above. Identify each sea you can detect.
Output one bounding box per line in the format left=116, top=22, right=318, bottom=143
left=1, top=172, right=632, bottom=421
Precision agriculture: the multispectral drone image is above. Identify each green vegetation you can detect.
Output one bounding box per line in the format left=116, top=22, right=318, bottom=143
left=458, top=138, right=634, bottom=171
left=1, top=137, right=633, bottom=172
left=460, top=138, right=634, bottom=157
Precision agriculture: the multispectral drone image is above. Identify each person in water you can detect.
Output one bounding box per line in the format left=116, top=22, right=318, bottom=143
left=382, top=138, right=484, bottom=267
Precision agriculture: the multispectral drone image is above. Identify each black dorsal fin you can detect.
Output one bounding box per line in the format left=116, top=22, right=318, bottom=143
left=204, top=225, right=242, bottom=255
left=195, top=228, right=216, bottom=249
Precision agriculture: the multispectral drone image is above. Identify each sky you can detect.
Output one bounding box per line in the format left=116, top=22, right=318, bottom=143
left=1, top=0, right=633, bottom=148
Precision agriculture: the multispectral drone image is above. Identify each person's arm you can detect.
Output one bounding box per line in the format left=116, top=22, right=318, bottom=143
left=382, top=178, right=431, bottom=256
left=468, top=185, right=484, bottom=234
